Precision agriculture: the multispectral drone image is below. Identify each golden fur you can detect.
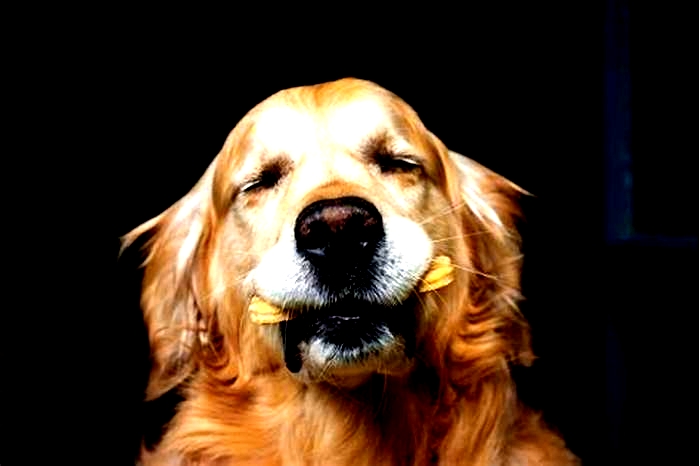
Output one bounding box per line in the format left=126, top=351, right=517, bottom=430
left=123, top=78, right=578, bottom=465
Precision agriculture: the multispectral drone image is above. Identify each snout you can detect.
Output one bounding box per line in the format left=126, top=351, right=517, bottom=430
left=249, top=191, right=434, bottom=379
left=294, top=196, right=384, bottom=281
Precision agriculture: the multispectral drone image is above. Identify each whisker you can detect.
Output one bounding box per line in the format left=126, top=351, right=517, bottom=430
left=430, top=231, right=493, bottom=244
left=318, top=346, right=340, bottom=380
left=412, top=277, right=450, bottom=312
left=418, top=200, right=466, bottom=226
left=447, top=263, right=500, bottom=281
left=407, top=267, right=452, bottom=323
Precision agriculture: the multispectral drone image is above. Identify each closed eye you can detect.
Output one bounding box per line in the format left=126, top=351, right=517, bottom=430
left=241, top=168, right=283, bottom=194
left=376, top=153, right=423, bottom=174
left=238, top=157, right=291, bottom=196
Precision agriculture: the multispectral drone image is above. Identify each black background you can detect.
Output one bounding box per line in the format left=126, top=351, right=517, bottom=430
left=7, top=2, right=696, bottom=465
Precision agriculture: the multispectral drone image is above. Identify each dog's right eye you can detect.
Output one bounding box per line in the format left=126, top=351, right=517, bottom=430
left=376, top=153, right=423, bottom=175
left=240, top=169, right=281, bottom=194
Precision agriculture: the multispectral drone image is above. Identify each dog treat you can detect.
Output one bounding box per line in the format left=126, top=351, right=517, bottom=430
left=248, top=296, right=289, bottom=325
left=417, top=255, right=455, bottom=292
left=249, top=256, right=454, bottom=324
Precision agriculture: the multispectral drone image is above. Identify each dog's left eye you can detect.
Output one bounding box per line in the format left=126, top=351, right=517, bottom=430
left=376, top=154, right=423, bottom=174
left=241, top=170, right=282, bottom=194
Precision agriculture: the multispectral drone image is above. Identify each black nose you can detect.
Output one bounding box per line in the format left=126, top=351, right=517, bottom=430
left=295, top=196, right=384, bottom=269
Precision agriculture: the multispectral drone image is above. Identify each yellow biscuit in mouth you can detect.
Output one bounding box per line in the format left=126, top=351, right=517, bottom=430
left=417, top=255, right=455, bottom=292
left=249, top=255, right=454, bottom=325
left=248, top=296, right=290, bottom=325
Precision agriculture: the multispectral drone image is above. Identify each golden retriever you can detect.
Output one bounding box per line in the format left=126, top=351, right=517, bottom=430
left=123, top=78, right=578, bottom=465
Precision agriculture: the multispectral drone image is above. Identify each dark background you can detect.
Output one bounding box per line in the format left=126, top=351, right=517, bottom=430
left=12, top=1, right=696, bottom=465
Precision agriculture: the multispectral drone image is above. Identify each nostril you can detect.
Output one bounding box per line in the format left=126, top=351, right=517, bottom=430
left=298, top=220, right=332, bottom=259
left=295, top=197, right=384, bottom=266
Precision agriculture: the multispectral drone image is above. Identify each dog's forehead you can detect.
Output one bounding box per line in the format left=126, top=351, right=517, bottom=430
left=250, top=96, right=393, bottom=155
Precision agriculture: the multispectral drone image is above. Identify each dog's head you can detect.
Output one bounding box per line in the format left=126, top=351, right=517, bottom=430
left=123, top=78, right=531, bottom=399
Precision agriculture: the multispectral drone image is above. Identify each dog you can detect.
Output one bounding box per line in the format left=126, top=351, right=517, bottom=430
left=122, top=78, right=578, bottom=465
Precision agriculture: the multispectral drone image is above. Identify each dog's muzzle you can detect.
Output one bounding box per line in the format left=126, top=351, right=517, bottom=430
left=249, top=196, right=434, bottom=378
left=280, top=197, right=410, bottom=375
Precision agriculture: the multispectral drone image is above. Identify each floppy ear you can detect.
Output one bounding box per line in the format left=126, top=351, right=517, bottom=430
left=121, top=161, right=217, bottom=400
left=447, top=150, right=528, bottom=243
left=445, top=150, right=534, bottom=370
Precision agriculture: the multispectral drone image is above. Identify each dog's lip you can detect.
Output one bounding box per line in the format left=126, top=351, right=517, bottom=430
left=268, top=298, right=405, bottom=320
left=278, top=297, right=417, bottom=375
left=250, top=290, right=408, bottom=319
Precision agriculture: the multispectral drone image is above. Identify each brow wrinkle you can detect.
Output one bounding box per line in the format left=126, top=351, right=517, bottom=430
left=258, top=153, right=292, bottom=177
left=358, top=130, right=391, bottom=157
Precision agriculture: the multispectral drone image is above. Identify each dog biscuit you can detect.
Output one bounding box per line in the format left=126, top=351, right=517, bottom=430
left=417, top=255, right=455, bottom=292
left=248, top=296, right=289, bottom=324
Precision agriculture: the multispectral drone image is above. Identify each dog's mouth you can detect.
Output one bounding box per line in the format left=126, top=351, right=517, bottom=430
left=278, top=297, right=417, bottom=379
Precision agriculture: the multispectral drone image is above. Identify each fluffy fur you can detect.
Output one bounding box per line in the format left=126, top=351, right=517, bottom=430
left=123, top=78, right=578, bottom=465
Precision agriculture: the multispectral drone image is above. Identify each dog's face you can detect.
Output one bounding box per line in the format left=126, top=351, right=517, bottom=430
left=128, top=78, right=525, bottom=396
left=214, top=79, right=460, bottom=383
